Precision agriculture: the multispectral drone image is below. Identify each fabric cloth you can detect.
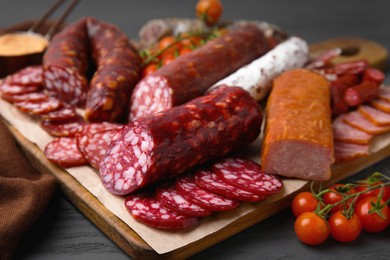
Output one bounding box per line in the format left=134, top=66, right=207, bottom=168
left=0, top=119, right=56, bottom=259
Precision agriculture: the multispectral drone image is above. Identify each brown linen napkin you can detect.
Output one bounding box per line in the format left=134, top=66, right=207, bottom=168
left=0, top=119, right=56, bottom=259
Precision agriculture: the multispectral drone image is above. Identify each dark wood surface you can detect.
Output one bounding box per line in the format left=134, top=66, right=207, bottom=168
left=1, top=0, right=389, bottom=259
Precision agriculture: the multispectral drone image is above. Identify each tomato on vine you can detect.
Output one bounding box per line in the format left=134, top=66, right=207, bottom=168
left=141, top=63, right=158, bottom=78
left=294, top=212, right=330, bottom=245
left=356, top=181, right=390, bottom=202
left=323, top=184, right=356, bottom=213
left=328, top=211, right=362, bottom=243
left=291, top=191, right=321, bottom=217
left=196, top=0, right=223, bottom=26
left=355, top=196, right=390, bottom=232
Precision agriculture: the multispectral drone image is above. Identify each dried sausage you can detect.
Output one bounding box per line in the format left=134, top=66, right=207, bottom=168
left=44, top=137, right=88, bottom=168
left=100, top=85, right=262, bottom=195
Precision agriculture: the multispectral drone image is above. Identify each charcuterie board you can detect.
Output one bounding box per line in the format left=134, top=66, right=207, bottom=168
left=0, top=35, right=389, bottom=259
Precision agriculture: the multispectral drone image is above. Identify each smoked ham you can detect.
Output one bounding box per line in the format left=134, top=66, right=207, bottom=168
left=261, top=69, right=334, bottom=181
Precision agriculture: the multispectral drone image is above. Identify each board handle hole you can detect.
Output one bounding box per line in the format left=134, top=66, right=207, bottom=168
left=341, top=46, right=359, bottom=56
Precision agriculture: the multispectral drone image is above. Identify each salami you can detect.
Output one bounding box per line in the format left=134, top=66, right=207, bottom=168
left=195, top=169, right=264, bottom=202
left=129, top=24, right=270, bottom=120
left=40, top=105, right=79, bottom=123
left=14, top=98, right=62, bottom=115
left=3, top=65, right=43, bottom=86
left=44, top=137, right=88, bottom=168
left=1, top=91, right=48, bottom=103
left=261, top=69, right=334, bottom=181
left=124, top=192, right=198, bottom=229
left=209, top=36, right=309, bottom=101
left=40, top=116, right=85, bottom=137
left=212, top=158, right=283, bottom=196
left=100, top=86, right=262, bottom=195
left=156, top=185, right=212, bottom=217
left=175, top=175, right=240, bottom=211
left=0, top=82, right=42, bottom=96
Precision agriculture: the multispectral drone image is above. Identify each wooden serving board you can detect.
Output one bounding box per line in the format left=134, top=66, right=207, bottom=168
left=1, top=37, right=389, bottom=259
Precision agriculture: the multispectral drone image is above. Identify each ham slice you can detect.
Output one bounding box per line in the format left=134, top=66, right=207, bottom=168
left=334, top=141, right=370, bottom=163
left=378, top=87, right=390, bottom=102
left=371, top=98, right=390, bottom=113
left=358, top=105, right=390, bottom=126
left=342, top=110, right=390, bottom=135
left=333, top=115, right=373, bottom=144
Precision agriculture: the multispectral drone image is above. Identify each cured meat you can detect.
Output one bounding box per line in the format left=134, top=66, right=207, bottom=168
left=156, top=185, right=212, bottom=217
left=343, top=81, right=380, bottom=107
left=358, top=105, right=390, bottom=126
left=175, top=175, right=240, bottom=211
left=209, top=36, right=309, bottom=101
left=0, top=82, right=42, bottom=95
left=100, top=86, right=262, bottom=195
left=44, top=137, right=88, bottom=168
left=129, top=24, right=270, bottom=120
left=84, top=18, right=141, bottom=122
left=40, top=116, right=85, bottom=137
left=371, top=98, right=390, bottom=113
left=195, top=169, right=264, bottom=202
left=1, top=91, right=48, bottom=103
left=43, top=18, right=89, bottom=106
left=82, top=129, right=120, bottom=169
left=378, top=87, right=390, bottom=102
left=124, top=192, right=198, bottom=229
left=212, top=158, right=283, bottom=196
left=342, top=111, right=390, bottom=135
left=332, top=114, right=373, bottom=144
left=14, top=98, right=62, bottom=115
left=3, top=65, right=43, bottom=86
left=334, top=141, right=370, bottom=163
left=40, top=105, right=79, bottom=122
left=261, top=69, right=334, bottom=181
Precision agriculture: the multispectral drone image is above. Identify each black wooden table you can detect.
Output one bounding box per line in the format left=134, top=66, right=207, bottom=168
left=1, top=0, right=389, bottom=259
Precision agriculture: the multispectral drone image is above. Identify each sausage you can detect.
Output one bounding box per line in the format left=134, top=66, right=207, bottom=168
left=44, top=137, right=88, bottom=168
left=43, top=17, right=142, bottom=122
left=100, top=85, right=262, bottom=195
left=129, top=24, right=270, bottom=120
left=261, top=69, right=334, bottom=181
left=208, top=36, right=309, bottom=101
left=42, top=18, right=89, bottom=107
left=85, top=18, right=142, bottom=122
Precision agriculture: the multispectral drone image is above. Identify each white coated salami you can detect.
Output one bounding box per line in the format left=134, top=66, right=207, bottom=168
left=208, top=36, right=309, bottom=101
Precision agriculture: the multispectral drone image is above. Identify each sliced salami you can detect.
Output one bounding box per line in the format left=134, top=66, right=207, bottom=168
left=0, top=82, right=42, bottom=95
left=334, top=141, right=370, bottom=163
left=371, top=98, right=390, bottom=113
left=14, top=98, right=62, bottom=115
left=175, top=175, right=240, bottom=211
left=332, top=114, right=373, bottom=144
left=44, top=137, right=88, bottom=168
left=40, top=116, right=85, bottom=137
left=40, top=105, right=79, bottom=123
left=4, top=65, right=43, bottom=86
left=342, top=111, right=390, bottom=135
left=358, top=105, right=390, bottom=126
left=83, top=129, right=120, bottom=169
left=124, top=192, right=198, bottom=229
left=195, top=170, right=264, bottom=202
left=212, top=158, right=283, bottom=196
left=156, top=185, right=212, bottom=217
left=1, top=91, right=48, bottom=103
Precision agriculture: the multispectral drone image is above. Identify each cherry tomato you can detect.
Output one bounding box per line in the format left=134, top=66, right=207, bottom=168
left=328, top=211, right=362, bottom=243
left=355, top=196, right=390, bottom=232
left=355, top=181, right=390, bottom=202
left=161, top=53, right=176, bottom=66
left=294, top=212, right=330, bottom=245
left=142, top=63, right=158, bottom=78
left=196, top=0, right=223, bottom=25
left=158, top=36, right=180, bottom=54
left=323, top=184, right=356, bottom=213
left=291, top=191, right=320, bottom=217
left=179, top=47, right=193, bottom=56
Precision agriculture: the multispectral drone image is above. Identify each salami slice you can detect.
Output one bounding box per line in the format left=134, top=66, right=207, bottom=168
left=358, top=105, right=390, bottom=126
left=332, top=114, right=373, bottom=144
left=1, top=91, right=48, bottom=103
left=195, top=170, right=264, bottom=202
left=129, top=24, right=270, bottom=120
left=4, top=65, right=43, bottom=86
left=156, top=185, right=212, bottom=217
left=342, top=111, right=390, bottom=135
left=213, top=158, right=283, bottom=196
left=124, top=192, right=198, bottom=229
left=44, top=137, right=88, bottom=168
left=82, top=129, right=120, bottom=169
left=0, top=82, right=42, bottom=95
left=100, top=86, right=262, bottom=195
left=14, top=98, right=62, bottom=115
left=40, top=105, right=79, bottom=123
left=334, top=141, right=370, bottom=163
left=175, top=175, right=240, bottom=211
left=40, top=116, right=85, bottom=137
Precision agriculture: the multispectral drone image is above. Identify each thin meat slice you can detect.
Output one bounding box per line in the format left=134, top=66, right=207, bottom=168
left=371, top=98, right=390, bottom=113
left=358, top=105, right=390, bottom=126
left=378, top=87, right=390, bottom=102
left=40, top=116, right=85, bottom=137
left=332, top=114, right=373, bottom=144
left=1, top=91, right=48, bottom=103
left=195, top=170, right=264, bottom=202
left=212, top=157, right=283, bottom=196
left=40, top=105, right=79, bottom=122
left=342, top=111, right=390, bottom=135
left=334, top=141, right=370, bottom=163
left=3, top=65, right=43, bottom=86
left=44, top=137, right=88, bottom=168
left=83, top=129, right=120, bottom=169
left=14, top=98, right=62, bottom=115
left=124, top=192, right=198, bottom=229
left=156, top=185, right=212, bottom=217
left=0, top=82, right=42, bottom=95
left=175, top=175, right=240, bottom=211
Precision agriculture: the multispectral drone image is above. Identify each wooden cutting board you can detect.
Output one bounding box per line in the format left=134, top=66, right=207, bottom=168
left=1, top=37, right=389, bottom=259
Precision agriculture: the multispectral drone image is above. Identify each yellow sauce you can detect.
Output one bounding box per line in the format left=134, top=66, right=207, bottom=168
left=0, top=32, right=48, bottom=56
